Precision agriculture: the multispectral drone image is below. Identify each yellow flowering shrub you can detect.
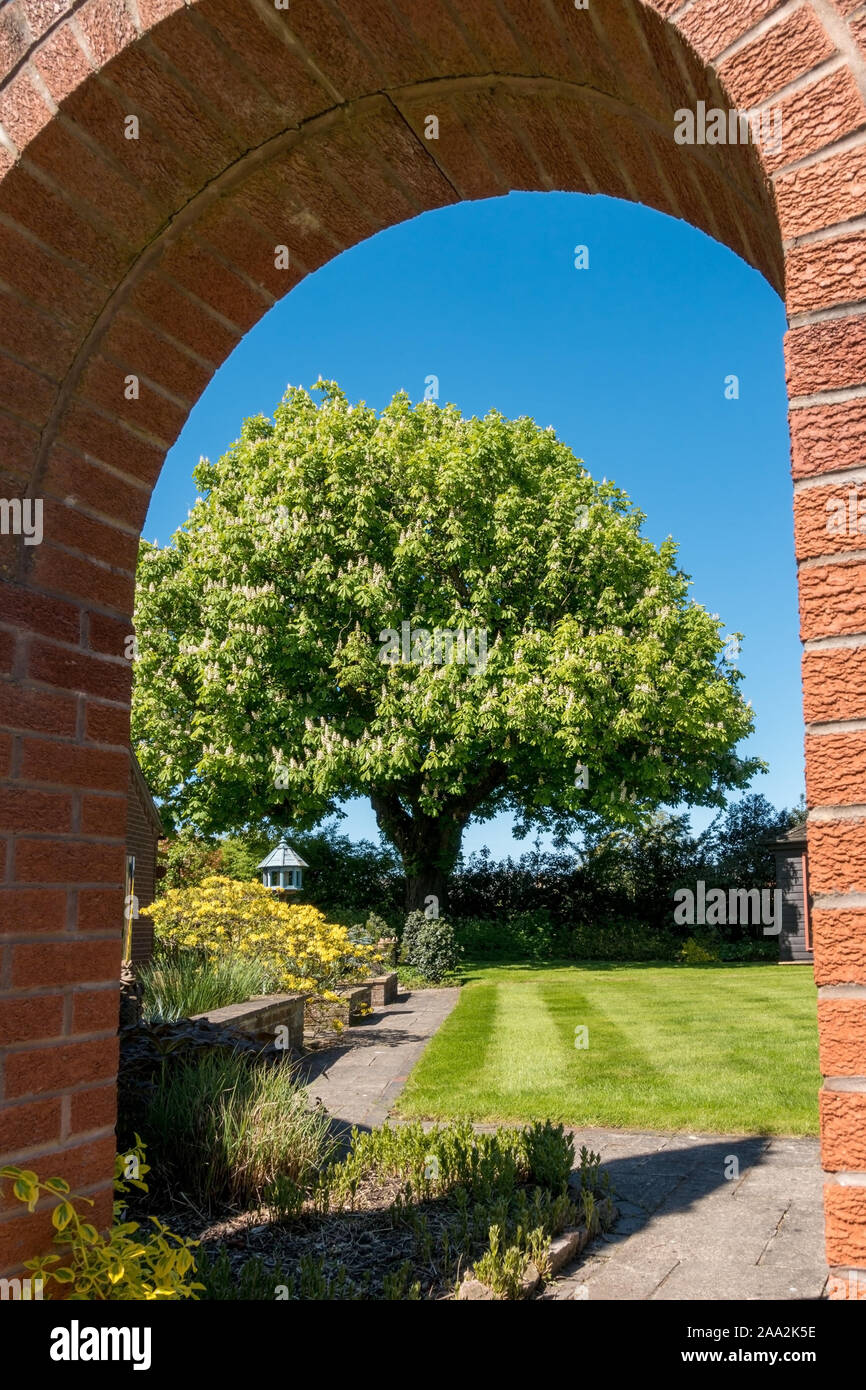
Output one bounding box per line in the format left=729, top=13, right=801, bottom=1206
left=141, top=876, right=380, bottom=996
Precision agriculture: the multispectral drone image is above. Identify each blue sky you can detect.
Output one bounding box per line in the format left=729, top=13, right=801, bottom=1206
left=144, top=190, right=801, bottom=857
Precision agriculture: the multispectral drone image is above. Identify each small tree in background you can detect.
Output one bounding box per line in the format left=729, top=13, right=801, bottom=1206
left=402, top=910, right=462, bottom=982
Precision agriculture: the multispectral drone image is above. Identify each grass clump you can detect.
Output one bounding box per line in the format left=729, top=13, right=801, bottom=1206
left=139, top=949, right=277, bottom=1022
left=142, top=1052, right=336, bottom=1212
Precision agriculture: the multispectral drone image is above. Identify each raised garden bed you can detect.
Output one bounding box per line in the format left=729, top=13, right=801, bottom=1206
left=304, top=982, right=373, bottom=1032
left=363, top=972, right=398, bottom=1006
left=155, top=1122, right=617, bottom=1301
left=191, top=992, right=306, bottom=1050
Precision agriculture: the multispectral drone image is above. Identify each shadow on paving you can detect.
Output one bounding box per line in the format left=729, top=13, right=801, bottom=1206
left=599, top=1134, right=768, bottom=1217
left=296, top=995, right=440, bottom=1079
left=550, top=1129, right=826, bottom=1301
left=294, top=987, right=461, bottom=1149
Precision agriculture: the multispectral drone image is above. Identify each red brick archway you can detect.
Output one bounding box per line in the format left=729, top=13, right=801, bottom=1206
left=1, top=0, right=865, bottom=1292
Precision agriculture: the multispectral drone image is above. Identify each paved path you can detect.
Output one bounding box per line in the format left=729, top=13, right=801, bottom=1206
left=547, top=1128, right=827, bottom=1301
left=298, top=987, right=459, bottom=1135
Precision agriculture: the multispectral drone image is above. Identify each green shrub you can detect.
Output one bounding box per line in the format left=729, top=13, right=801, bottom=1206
left=455, top=910, right=566, bottom=960
left=316, top=1118, right=575, bottom=1210
left=472, top=1224, right=531, bottom=1299
left=717, top=937, right=778, bottom=962
left=402, top=912, right=462, bottom=981
left=680, top=936, right=720, bottom=965
left=677, top=932, right=777, bottom=964
left=456, top=914, right=680, bottom=962
left=142, top=1052, right=336, bottom=1212
left=0, top=1139, right=202, bottom=1301
left=139, top=949, right=277, bottom=1022
left=568, top=919, right=680, bottom=961
left=522, top=1119, right=574, bottom=1192
left=401, top=910, right=426, bottom=958
left=365, top=911, right=391, bottom=940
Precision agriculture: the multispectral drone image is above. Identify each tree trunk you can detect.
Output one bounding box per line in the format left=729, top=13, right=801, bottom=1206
left=406, top=864, right=450, bottom=916
left=369, top=791, right=467, bottom=916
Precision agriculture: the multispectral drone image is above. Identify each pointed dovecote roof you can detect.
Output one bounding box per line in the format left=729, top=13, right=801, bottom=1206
left=257, top=839, right=309, bottom=870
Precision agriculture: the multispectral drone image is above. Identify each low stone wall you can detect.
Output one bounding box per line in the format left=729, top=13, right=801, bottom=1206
left=365, top=973, right=398, bottom=1005
left=191, top=992, right=306, bottom=1050
left=305, top=983, right=372, bottom=1032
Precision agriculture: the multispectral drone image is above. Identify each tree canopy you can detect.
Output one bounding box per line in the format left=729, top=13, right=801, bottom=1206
left=132, top=381, right=761, bottom=907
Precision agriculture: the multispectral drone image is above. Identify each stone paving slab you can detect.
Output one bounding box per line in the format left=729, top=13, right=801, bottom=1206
left=549, top=1127, right=827, bottom=1301
left=297, top=987, right=459, bottom=1135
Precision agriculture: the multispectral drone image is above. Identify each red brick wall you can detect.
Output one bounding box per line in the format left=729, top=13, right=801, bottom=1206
left=0, top=0, right=865, bottom=1287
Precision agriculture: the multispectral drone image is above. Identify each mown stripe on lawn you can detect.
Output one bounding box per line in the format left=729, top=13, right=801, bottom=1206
left=396, top=980, right=498, bottom=1117
left=398, top=964, right=819, bottom=1133
left=536, top=971, right=671, bottom=1120
left=564, top=968, right=765, bottom=1086
left=594, top=966, right=817, bottom=1075
left=481, top=976, right=570, bottom=1110
left=539, top=965, right=818, bottom=1132
left=537, top=970, right=667, bottom=1083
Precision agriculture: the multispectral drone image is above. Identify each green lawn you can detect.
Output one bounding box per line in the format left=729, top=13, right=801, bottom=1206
left=397, top=961, right=820, bottom=1136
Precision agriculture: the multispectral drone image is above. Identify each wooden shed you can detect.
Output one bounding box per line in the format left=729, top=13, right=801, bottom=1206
left=124, top=750, right=164, bottom=967
left=765, top=824, right=812, bottom=964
